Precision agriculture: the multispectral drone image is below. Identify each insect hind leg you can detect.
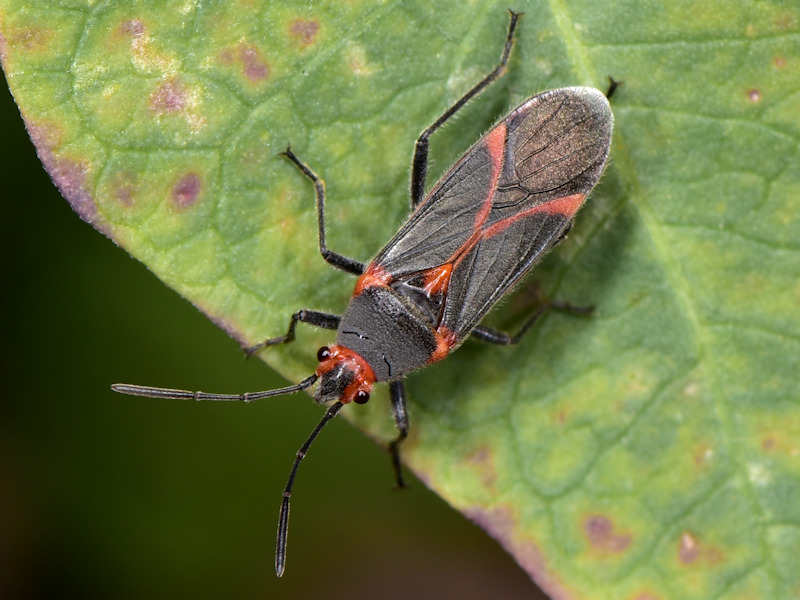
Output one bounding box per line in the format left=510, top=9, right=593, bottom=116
left=409, top=10, right=522, bottom=209
left=245, top=309, right=341, bottom=356
left=472, top=295, right=593, bottom=346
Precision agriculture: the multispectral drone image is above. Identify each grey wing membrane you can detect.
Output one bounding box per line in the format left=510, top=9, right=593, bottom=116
left=373, top=87, right=613, bottom=341
left=374, top=142, right=498, bottom=277
left=443, top=88, right=613, bottom=339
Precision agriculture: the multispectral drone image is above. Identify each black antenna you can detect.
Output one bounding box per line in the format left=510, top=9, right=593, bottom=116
left=113, top=374, right=343, bottom=576
left=111, top=374, right=318, bottom=402
left=276, top=400, right=343, bottom=577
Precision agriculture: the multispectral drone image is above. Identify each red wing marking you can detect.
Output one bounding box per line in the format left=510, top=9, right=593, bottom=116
left=357, top=126, right=583, bottom=351
left=353, top=263, right=392, bottom=296
left=482, top=192, right=585, bottom=239
left=414, top=124, right=511, bottom=306
left=436, top=193, right=585, bottom=278
left=422, top=263, right=453, bottom=297
left=472, top=123, right=508, bottom=231
left=428, top=326, right=459, bottom=363
left=359, top=125, right=510, bottom=304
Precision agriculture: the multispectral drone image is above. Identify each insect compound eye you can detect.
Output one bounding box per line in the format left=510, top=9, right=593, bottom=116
left=354, top=390, right=370, bottom=405
left=317, top=346, right=331, bottom=361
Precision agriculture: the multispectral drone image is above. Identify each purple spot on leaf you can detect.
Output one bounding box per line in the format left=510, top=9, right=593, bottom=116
left=150, top=79, right=186, bottom=114
left=112, top=171, right=137, bottom=206
left=0, top=29, right=8, bottom=62
left=584, top=514, right=632, bottom=553
left=120, top=18, right=146, bottom=38
left=464, top=505, right=572, bottom=600
left=239, top=44, right=269, bottom=82
left=26, top=120, right=109, bottom=235
left=172, top=173, right=201, bottom=208
left=289, top=19, right=319, bottom=46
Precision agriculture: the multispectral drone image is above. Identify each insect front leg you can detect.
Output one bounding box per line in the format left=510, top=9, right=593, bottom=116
left=245, top=310, right=341, bottom=356
left=472, top=300, right=593, bottom=346
left=282, top=147, right=365, bottom=275
left=409, top=11, right=521, bottom=209
left=388, top=380, right=409, bottom=489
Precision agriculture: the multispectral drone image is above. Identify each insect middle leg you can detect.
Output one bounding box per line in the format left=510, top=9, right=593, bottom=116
left=409, top=11, right=521, bottom=209
left=245, top=310, right=341, bottom=356
left=282, top=147, right=365, bottom=275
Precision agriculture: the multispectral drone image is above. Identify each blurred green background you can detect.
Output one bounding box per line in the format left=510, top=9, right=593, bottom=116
left=0, top=77, right=548, bottom=598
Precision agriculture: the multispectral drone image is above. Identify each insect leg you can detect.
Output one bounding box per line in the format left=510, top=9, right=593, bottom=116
left=388, top=380, right=409, bottom=489
left=245, top=310, right=341, bottom=356
left=409, top=10, right=521, bottom=209
left=472, top=301, right=593, bottom=346
left=606, top=76, right=623, bottom=99
left=282, top=147, right=365, bottom=275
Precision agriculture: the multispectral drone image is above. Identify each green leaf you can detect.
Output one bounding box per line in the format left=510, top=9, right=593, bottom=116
left=2, top=0, right=799, bottom=597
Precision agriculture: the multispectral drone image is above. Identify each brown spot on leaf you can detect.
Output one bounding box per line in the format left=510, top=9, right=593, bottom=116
left=677, top=531, right=724, bottom=567
left=759, top=431, right=798, bottom=455
left=775, top=13, right=797, bottom=29
left=150, top=78, right=187, bottom=114
left=26, top=120, right=108, bottom=235
left=747, top=88, right=762, bottom=103
left=584, top=514, right=632, bottom=554
left=464, top=446, right=497, bottom=490
left=773, top=55, right=786, bottom=68
left=628, top=593, right=663, bottom=600
left=172, top=173, right=202, bottom=208
left=693, top=442, right=712, bottom=468
left=678, top=531, right=699, bottom=564
left=289, top=19, right=319, bottom=46
left=6, top=25, right=53, bottom=53
left=239, top=44, right=269, bottom=82
left=217, top=48, right=234, bottom=65
left=464, top=505, right=574, bottom=600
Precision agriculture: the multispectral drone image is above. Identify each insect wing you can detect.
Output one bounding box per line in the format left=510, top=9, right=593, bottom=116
left=373, top=87, right=613, bottom=341
left=443, top=87, right=613, bottom=337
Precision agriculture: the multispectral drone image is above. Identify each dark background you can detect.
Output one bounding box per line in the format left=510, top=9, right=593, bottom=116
left=0, top=77, right=548, bottom=599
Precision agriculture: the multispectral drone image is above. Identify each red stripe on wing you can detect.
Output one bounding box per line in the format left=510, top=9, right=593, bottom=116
left=472, top=123, right=508, bottom=231
left=482, top=192, right=585, bottom=239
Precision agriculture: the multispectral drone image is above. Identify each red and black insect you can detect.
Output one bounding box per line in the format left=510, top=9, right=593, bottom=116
left=113, top=12, right=613, bottom=576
